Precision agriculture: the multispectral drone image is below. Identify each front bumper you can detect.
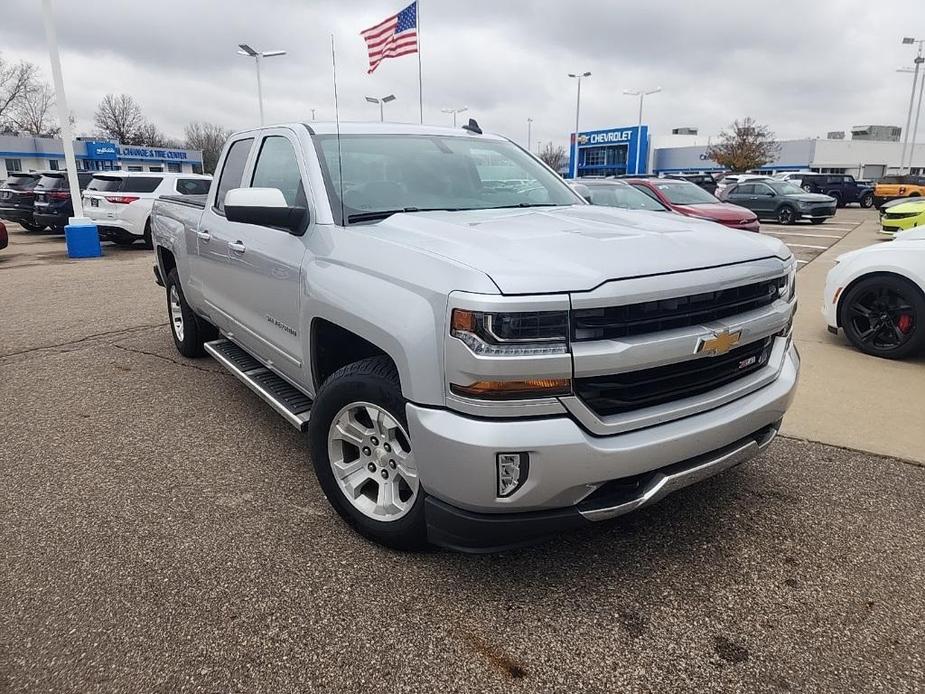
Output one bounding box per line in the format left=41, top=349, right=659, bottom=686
left=410, top=341, right=800, bottom=550
left=799, top=206, right=836, bottom=219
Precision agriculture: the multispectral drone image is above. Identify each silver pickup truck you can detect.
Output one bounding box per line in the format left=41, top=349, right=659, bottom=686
left=151, top=121, right=799, bottom=552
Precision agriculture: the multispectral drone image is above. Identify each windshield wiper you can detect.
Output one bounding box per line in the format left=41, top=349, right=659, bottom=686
left=347, top=207, right=458, bottom=224
left=485, top=203, right=563, bottom=210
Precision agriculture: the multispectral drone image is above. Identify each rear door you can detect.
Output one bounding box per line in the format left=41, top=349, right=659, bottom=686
left=750, top=182, right=778, bottom=216
left=221, top=130, right=309, bottom=377
left=195, top=136, right=256, bottom=327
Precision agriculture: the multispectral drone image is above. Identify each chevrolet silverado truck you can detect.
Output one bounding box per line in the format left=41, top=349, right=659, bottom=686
left=151, top=122, right=799, bottom=552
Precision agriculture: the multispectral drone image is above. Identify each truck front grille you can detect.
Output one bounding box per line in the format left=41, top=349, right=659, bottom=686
left=571, top=278, right=783, bottom=341
left=574, top=337, right=773, bottom=417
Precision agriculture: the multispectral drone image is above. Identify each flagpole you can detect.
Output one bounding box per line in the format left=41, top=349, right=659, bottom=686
left=416, top=0, right=423, bottom=124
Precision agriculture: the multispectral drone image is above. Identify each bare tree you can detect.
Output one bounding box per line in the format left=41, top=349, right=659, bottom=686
left=135, top=121, right=181, bottom=149
left=539, top=142, right=568, bottom=173
left=94, top=93, right=145, bottom=144
left=184, top=121, right=233, bottom=174
left=9, top=82, right=59, bottom=137
left=705, top=117, right=781, bottom=172
left=0, top=55, right=35, bottom=127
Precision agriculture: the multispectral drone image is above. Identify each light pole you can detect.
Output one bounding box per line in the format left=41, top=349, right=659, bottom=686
left=41, top=0, right=100, bottom=257
left=899, top=38, right=925, bottom=173
left=568, top=71, right=591, bottom=178
left=310, top=108, right=317, bottom=120
left=365, top=95, right=396, bottom=122
left=623, top=87, right=661, bottom=175
left=237, top=44, right=286, bottom=126
left=441, top=106, right=467, bottom=127
left=527, top=117, right=533, bottom=152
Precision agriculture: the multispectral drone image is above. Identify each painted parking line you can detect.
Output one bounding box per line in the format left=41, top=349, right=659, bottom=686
left=785, top=243, right=830, bottom=250
left=763, top=224, right=857, bottom=232
left=796, top=259, right=809, bottom=265
left=762, top=230, right=844, bottom=240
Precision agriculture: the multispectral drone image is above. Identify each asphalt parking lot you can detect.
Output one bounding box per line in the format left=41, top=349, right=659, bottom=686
left=758, top=206, right=867, bottom=266
left=1, top=216, right=923, bottom=693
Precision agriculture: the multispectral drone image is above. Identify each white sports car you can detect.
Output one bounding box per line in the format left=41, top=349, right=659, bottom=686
left=823, top=228, right=925, bottom=359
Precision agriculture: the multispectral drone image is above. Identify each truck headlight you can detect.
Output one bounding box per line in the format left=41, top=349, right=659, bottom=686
left=779, top=265, right=797, bottom=302
left=450, top=309, right=568, bottom=356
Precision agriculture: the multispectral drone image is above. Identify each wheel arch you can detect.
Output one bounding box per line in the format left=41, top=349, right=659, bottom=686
left=310, top=318, right=400, bottom=394
left=835, top=270, right=925, bottom=327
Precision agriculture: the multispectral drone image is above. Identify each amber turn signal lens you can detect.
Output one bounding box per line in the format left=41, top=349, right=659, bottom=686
left=451, top=309, right=477, bottom=332
left=450, top=378, right=571, bottom=400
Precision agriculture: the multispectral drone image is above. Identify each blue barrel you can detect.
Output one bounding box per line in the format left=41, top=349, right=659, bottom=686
left=65, top=220, right=102, bottom=258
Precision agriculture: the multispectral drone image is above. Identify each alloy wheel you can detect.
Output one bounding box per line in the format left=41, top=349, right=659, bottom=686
left=169, top=285, right=184, bottom=342
left=778, top=207, right=794, bottom=224
left=846, top=286, right=916, bottom=351
left=327, top=402, right=418, bottom=522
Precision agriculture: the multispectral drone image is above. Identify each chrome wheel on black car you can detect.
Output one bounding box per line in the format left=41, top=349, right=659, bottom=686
left=840, top=276, right=925, bottom=359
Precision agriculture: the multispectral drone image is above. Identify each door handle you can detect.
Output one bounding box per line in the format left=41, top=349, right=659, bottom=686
left=229, top=240, right=246, bottom=254
left=196, top=230, right=211, bottom=241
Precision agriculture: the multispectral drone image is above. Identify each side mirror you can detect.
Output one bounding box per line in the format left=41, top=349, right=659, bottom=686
left=570, top=183, right=593, bottom=204
left=224, top=187, right=307, bottom=235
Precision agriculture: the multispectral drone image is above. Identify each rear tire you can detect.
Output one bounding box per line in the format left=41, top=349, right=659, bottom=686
left=308, top=356, right=428, bottom=551
left=165, top=269, right=217, bottom=358
left=777, top=205, right=796, bottom=225
left=21, top=221, right=45, bottom=232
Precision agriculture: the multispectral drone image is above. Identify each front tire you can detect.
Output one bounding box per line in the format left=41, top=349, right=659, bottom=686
left=860, top=192, right=874, bottom=208
left=839, top=275, right=925, bottom=359
left=308, top=356, right=427, bottom=551
left=165, top=269, right=217, bottom=358
left=21, top=221, right=45, bottom=232
left=777, top=205, right=796, bottom=225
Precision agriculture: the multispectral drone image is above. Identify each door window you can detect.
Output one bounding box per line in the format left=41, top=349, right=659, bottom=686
left=215, top=138, right=254, bottom=213
left=250, top=136, right=306, bottom=206
left=753, top=183, right=774, bottom=196
left=734, top=184, right=755, bottom=195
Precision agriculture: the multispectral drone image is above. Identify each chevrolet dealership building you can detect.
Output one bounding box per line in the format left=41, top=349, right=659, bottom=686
left=0, top=134, right=203, bottom=180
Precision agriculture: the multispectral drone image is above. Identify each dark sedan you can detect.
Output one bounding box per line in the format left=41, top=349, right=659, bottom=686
left=626, top=178, right=760, bottom=232
left=0, top=172, right=44, bottom=231
left=720, top=179, right=836, bottom=225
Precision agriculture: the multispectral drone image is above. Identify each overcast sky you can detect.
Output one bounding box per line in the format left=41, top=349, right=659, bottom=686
left=2, top=0, right=925, bottom=149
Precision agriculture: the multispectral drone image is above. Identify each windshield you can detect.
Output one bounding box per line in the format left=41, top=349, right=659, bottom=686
left=36, top=175, right=67, bottom=191
left=771, top=181, right=805, bottom=196
left=651, top=180, right=718, bottom=205
left=586, top=184, right=668, bottom=211
left=313, top=134, right=580, bottom=224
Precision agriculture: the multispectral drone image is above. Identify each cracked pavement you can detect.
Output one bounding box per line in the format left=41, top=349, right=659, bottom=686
left=1, top=225, right=923, bottom=693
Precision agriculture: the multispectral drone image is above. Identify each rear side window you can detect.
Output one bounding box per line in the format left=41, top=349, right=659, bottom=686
left=735, top=184, right=755, bottom=194
left=122, top=177, right=163, bottom=194
left=87, top=176, right=125, bottom=192
left=176, top=178, right=210, bottom=196
left=215, top=138, right=254, bottom=212
left=250, top=136, right=305, bottom=206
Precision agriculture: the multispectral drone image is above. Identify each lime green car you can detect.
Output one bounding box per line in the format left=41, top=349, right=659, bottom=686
left=880, top=199, right=925, bottom=236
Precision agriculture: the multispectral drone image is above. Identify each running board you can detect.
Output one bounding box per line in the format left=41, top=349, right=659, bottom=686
left=204, top=338, right=312, bottom=431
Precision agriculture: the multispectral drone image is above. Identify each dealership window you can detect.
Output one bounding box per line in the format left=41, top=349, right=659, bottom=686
left=148, top=166, right=164, bottom=172
left=4, top=158, right=22, bottom=172
left=127, top=165, right=144, bottom=172
left=167, top=162, right=181, bottom=173
left=581, top=148, right=607, bottom=166
left=48, top=159, right=60, bottom=170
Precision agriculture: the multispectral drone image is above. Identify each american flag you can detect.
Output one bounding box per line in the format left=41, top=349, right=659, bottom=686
left=361, top=2, right=418, bottom=74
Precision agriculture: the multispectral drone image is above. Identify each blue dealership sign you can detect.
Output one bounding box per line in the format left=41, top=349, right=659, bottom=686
left=84, top=140, right=118, bottom=160
left=568, top=125, right=649, bottom=178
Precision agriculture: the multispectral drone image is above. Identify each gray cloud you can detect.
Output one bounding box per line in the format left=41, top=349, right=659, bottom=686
left=2, top=0, right=923, bottom=150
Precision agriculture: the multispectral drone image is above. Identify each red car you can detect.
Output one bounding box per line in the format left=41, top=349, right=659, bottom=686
left=0, top=221, right=7, bottom=251
left=624, top=177, right=760, bottom=232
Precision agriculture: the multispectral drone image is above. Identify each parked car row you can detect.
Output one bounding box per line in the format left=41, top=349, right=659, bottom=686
left=0, top=171, right=210, bottom=247
left=872, top=175, right=925, bottom=208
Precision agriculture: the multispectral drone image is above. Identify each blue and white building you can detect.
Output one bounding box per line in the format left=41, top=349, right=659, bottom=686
left=0, top=134, right=203, bottom=180
left=568, top=125, right=649, bottom=178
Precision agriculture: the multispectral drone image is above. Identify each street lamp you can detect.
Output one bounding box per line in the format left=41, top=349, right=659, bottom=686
left=365, top=94, right=396, bottom=122
left=568, top=71, right=591, bottom=178
left=899, top=38, right=925, bottom=173
left=441, top=106, right=468, bottom=127
left=527, top=117, right=533, bottom=152
left=237, top=44, right=286, bottom=126
left=623, top=87, right=661, bottom=175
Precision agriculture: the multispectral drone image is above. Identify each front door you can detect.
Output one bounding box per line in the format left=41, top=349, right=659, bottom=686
left=222, top=130, right=309, bottom=382
left=193, top=136, right=255, bottom=329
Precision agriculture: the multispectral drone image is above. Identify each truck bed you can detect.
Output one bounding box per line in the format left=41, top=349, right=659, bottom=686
left=158, top=194, right=207, bottom=209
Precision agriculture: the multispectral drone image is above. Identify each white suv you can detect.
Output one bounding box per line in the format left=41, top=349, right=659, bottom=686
left=83, top=172, right=211, bottom=247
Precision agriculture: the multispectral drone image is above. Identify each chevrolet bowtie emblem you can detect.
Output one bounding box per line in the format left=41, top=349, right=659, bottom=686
left=697, top=329, right=742, bottom=356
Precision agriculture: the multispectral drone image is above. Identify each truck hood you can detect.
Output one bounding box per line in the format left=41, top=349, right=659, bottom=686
left=371, top=206, right=789, bottom=294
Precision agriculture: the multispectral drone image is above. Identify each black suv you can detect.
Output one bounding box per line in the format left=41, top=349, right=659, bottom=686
left=664, top=173, right=718, bottom=195
left=0, top=172, right=44, bottom=230
left=31, top=172, right=93, bottom=231
left=786, top=173, right=873, bottom=208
